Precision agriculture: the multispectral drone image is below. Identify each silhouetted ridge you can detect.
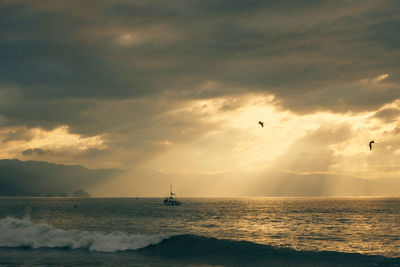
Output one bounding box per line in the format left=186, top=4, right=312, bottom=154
left=72, top=190, right=91, bottom=197
left=0, top=159, right=122, bottom=196
left=0, top=178, right=33, bottom=196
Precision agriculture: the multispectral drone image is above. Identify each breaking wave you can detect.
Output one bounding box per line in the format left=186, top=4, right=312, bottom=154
left=0, top=217, right=398, bottom=266
left=139, top=235, right=399, bottom=266
left=0, top=217, right=173, bottom=252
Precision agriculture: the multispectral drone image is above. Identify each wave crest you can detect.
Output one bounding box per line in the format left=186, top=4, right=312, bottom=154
left=0, top=217, right=172, bottom=252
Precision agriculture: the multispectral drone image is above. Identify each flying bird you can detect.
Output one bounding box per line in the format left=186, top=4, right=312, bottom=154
left=258, top=121, right=264, bottom=127
left=369, top=140, right=375, bottom=151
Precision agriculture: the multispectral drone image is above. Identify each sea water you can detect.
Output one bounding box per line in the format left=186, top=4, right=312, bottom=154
left=0, top=197, right=399, bottom=266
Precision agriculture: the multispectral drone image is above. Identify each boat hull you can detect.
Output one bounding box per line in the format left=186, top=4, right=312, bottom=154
left=163, top=198, right=181, bottom=205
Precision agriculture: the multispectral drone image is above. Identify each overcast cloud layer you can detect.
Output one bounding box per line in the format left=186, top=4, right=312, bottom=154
left=0, top=0, right=399, bottom=196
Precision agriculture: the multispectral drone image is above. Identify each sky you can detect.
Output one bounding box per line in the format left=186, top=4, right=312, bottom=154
left=0, top=0, right=400, bottom=196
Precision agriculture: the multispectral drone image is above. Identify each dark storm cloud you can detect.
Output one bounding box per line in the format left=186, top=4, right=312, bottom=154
left=20, top=147, right=112, bottom=168
left=22, top=148, right=47, bottom=156
left=0, top=0, right=399, bottom=135
left=3, top=128, right=34, bottom=142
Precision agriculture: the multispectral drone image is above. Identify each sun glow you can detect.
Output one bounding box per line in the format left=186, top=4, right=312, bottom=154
left=29, top=126, right=104, bottom=150
left=0, top=126, right=105, bottom=159
left=138, top=93, right=400, bottom=188
left=373, top=74, right=389, bottom=83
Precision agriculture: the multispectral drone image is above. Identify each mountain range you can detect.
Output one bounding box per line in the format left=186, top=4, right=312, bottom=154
left=0, top=159, right=121, bottom=196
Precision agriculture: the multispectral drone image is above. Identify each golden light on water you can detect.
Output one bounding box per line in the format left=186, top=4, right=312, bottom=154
left=2, top=2, right=400, bottom=265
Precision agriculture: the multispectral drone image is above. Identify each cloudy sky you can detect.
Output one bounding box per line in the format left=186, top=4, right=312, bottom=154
left=1, top=0, right=400, bottom=196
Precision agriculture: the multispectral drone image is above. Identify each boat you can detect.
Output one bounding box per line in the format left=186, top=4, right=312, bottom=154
left=163, top=185, right=181, bottom=205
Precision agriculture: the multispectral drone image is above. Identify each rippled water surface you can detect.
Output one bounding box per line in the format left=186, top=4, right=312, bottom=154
left=1, top=197, right=399, bottom=258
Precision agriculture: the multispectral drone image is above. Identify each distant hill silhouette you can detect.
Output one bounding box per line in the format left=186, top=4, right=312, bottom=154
left=72, top=190, right=91, bottom=197
left=0, top=159, right=121, bottom=197
left=0, top=177, right=33, bottom=196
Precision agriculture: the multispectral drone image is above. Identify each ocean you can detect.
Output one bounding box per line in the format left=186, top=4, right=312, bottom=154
left=0, top=197, right=399, bottom=266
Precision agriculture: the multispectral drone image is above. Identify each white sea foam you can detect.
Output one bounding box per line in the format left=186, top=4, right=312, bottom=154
left=0, top=217, right=172, bottom=252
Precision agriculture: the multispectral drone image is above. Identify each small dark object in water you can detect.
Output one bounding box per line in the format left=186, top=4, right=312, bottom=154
left=74, top=205, right=78, bottom=208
